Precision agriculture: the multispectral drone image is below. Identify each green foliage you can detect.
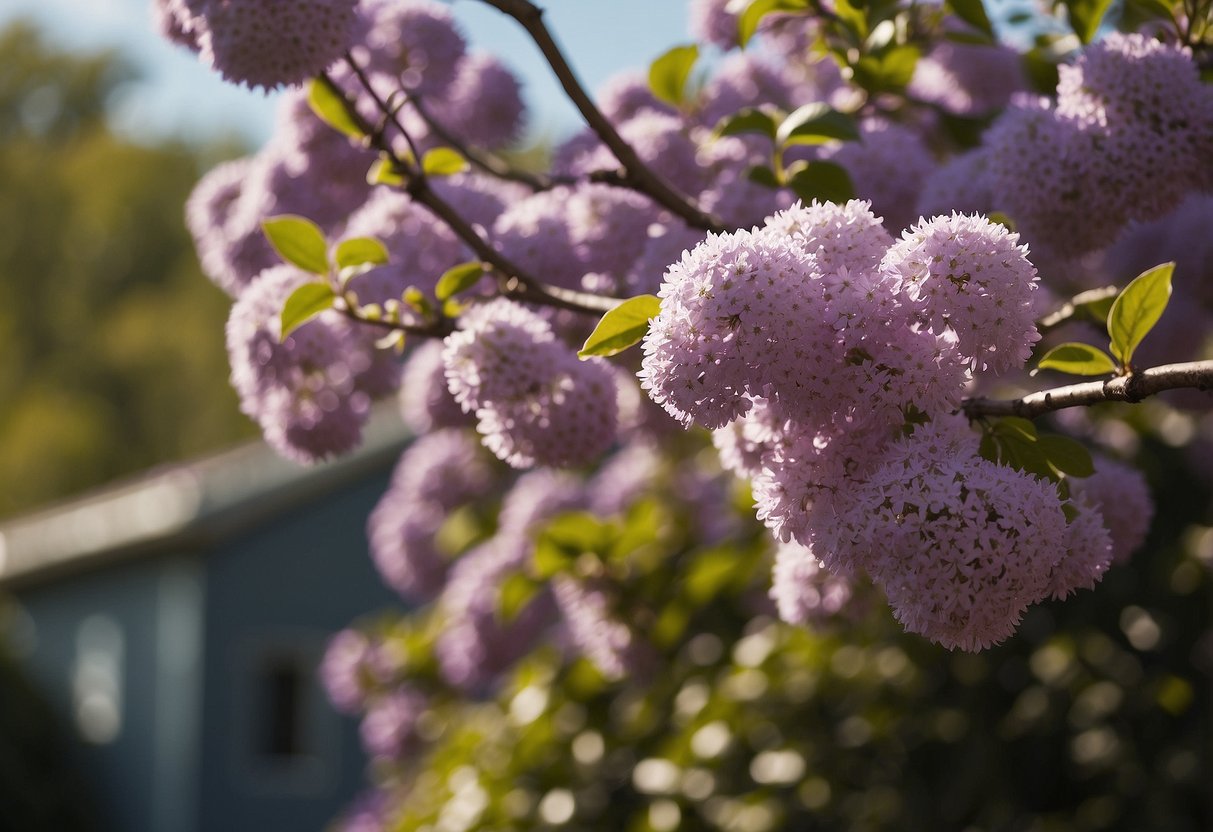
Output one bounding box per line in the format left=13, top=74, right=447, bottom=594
left=1037, top=342, right=1119, bottom=376
left=279, top=282, right=336, bottom=339
left=421, top=147, right=469, bottom=177
left=1107, top=262, right=1174, bottom=368
left=947, top=0, right=996, bottom=40
left=713, top=107, right=779, bottom=141
left=980, top=418, right=1093, bottom=482
left=307, top=76, right=365, bottom=140
left=262, top=215, right=330, bottom=275
left=1063, top=0, right=1116, bottom=42
left=334, top=236, right=390, bottom=272
left=775, top=103, right=860, bottom=146
left=0, top=24, right=254, bottom=518
left=435, top=261, right=487, bottom=302
left=737, top=0, right=811, bottom=47
left=648, top=44, right=700, bottom=108
left=786, top=160, right=856, bottom=203
left=579, top=295, right=662, bottom=358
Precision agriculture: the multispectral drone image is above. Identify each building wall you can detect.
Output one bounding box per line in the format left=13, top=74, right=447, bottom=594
left=13, top=553, right=205, bottom=832
left=197, top=471, right=401, bottom=832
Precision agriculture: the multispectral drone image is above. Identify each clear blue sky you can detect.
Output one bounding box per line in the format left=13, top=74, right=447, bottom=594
left=0, top=0, right=688, bottom=148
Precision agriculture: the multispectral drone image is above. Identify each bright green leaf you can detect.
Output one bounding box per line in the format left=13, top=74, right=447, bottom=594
left=579, top=294, right=662, bottom=358
left=684, top=547, right=742, bottom=605
left=262, top=215, right=329, bottom=275
left=1037, top=434, right=1095, bottom=478
left=1063, top=0, right=1115, bottom=42
left=988, top=211, right=1017, bottom=232
left=421, top=147, right=467, bottom=177
left=279, top=282, right=335, bottom=340
left=878, top=44, right=921, bottom=88
left=714, top=107, right=779, bottom=141
left=533, top=538, right=575, bottom=580
left=434, top=261, right=486, bottom=301
left=737, top=0, right=810, bottom=47
left=776, top=102, right=860, bottom=146
left=367, top=156, right=407, bottom=187
left=334, top=237, right=389, bottom=271
left=1037, top=342, right=1118, bottom=376
left=649, top=44, right=699, bottom=108
left=787, top=161, right=855, bottom=204
left=306, top=77, right=364, bottom=140
left=498, top=573, right=542, bottom=623
left=948, top=0, right=996, bottom=39
left=543, top=511, right=612, bottom=552
left=1107, top=261, right=1174, bottom=366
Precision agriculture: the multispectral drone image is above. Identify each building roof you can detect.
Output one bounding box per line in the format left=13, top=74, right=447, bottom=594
left=0, top=407, right=410, bottom=588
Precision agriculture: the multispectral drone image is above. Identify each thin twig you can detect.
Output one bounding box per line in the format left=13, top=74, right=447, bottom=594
left=475, top=0, right=726, bottom=233
left=962, top=360, right=1213, bottom=419
left=322, top=67, right=622, bottom=320
left=1035, top=285, right=1119, bottom=335
left=407, top=96, right=555, bottom=191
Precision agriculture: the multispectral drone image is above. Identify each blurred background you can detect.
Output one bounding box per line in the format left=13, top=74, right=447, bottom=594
left=0, top=2, right=1209, bottom=831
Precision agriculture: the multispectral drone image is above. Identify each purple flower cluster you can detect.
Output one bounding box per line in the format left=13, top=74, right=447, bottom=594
left=984, top=34, right=1213, bottom=259
left=443, top=300, right=618, bottom=469
left=367, top=430, right=497, bottom=599
left=156, top=0, right=359, bottom=89
left=642, top=201, right=1115, bottom=648
left=226, top=265, right=396, bottom=463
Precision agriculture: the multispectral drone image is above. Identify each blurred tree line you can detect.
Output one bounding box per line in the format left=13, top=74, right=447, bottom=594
left=0, top=21, right=255, bottom=519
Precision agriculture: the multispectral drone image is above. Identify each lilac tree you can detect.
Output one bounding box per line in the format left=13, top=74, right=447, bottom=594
left=164, top=0, right=1212, bottom=827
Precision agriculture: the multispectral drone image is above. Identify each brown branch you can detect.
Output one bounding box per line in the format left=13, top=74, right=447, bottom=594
left=475, top=0, right=726, bottom=233
left=962, top=360, right=1213, bottom=419
left=321, top=68, right=621, bottom=321
left=406, top=96, right=555, bottom=192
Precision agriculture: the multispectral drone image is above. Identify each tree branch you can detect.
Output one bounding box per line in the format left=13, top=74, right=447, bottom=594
left=475, top=0, right=727, bottom=233
left=962, top=360, right=1213, bottom=419
left=322, top=67, right=622, bottom=321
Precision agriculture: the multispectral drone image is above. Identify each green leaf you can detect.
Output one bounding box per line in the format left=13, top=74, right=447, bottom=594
left=1063, top=0, right=1115, bottom=42
left=262, top=215, right=329, bottom=275
left=498, top=573, right=542, bottom=623
left=993, top=416, right=1037, bottom=442
left=579, top=294, right=662, bottom=358
left=1037, top=342, right=1118, bottom=376
left=367, top=156, right=407, bottom=187
left=334, top=237, right=389, bottom=271
left=714, top=107, right=779, bottom=141
left=747, top=164, right=781, bottom=189
left=787, top=161, right=855, bottom=204
left=1037, top=434, right=1095, bottom=478
left=997, top=432, right=1057, bottom=481
left=306, top=77, right=365, bottom=140
left=434, top=261, right=486, bottom=302
left=649, top=44, right=699, bottom=108
left=543, top=512, right=612, bottom=552
left=1107, top=261, right=1174, bottom=366
left=737, top=0, right=810, bottom=47
left=279, top=282, right=335, bottom=340
left=776, top=102, right=860, bottom=146
left=948, top=0, right=996, bottom=39
left=684, top=547, right=743, bottom=605
left=988, top=211, right=1017, bottom=232
left=421, top=147, right=467, bottom=177
left=533, top=537, right=576, bottom=580
left=877, top=44, right=921, bottom=89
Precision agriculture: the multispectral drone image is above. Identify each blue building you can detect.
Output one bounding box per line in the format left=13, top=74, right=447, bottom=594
left=0, top=411, right=408, bottom=832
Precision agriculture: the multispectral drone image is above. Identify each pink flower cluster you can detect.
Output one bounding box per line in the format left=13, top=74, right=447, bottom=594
left=443, top=299, right=619, bottom=469
left=643, top=201, right=1116, bottom=649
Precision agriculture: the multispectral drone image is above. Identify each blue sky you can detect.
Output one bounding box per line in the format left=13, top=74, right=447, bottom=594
left=0, top=0, right=688, bottom=148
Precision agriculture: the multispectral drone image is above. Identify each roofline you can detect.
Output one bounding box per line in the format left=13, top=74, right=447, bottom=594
left=0, top=406, right=409, bottom=589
